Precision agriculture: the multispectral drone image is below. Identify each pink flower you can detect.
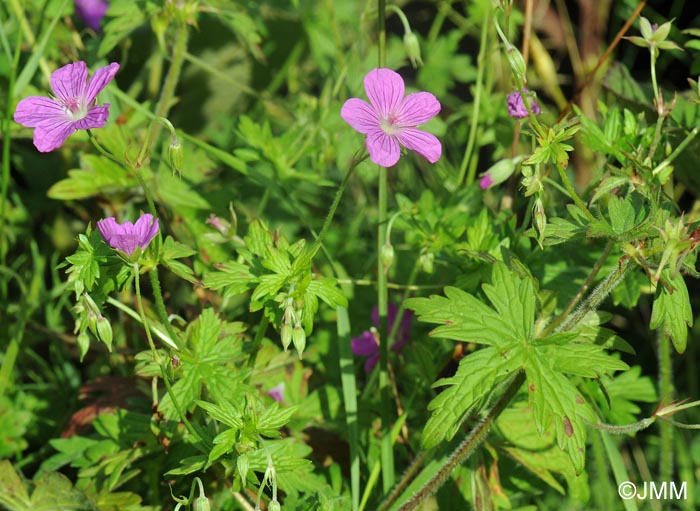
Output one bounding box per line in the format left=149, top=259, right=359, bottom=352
left=507, top=89, right=541, bottom=119
left=14, top=61, right=119, bottom=152
left=341, top=68, right=441, bottom=167
left=75, top=0, right=109, bottom=32
left=267, top=383, right=285, bottom=403
left=97, top=214, right=159, bottom=256
left=351, top=303, right=412, bottom=373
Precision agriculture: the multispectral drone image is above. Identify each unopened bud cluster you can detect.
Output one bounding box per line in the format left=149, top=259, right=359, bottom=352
left=280, top=289, right=306, bottom=355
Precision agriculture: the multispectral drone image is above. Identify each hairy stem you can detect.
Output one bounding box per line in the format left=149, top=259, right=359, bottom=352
left=658, top=332, right=674, bottom=482
left=396, top=371, right=526, bottom=511
left=557, top=258, right=631, bottom=332
left=542, top=241, right=613, bottom=336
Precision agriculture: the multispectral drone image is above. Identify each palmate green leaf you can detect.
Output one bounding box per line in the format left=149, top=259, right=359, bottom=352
left=202, top=260, right=257, bottom=298
left=29, top=471, right=95, bottom=511
left=307, top=278, right=348, bottom=308
left=535, top=343, right=629, bottom=378
left=158, top=309, right=251, bottom=419
left=525, top=354, right=596, bottom=474
left=650, top=271, right=693, bottom=353
left=482, top=263, right=535, bottom=341
left=406, top=287, right=513, bottom=347
left=421, top=346, right=524, bottom=449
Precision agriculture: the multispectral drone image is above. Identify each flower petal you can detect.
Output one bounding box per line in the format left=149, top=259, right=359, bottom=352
left=396, top=128, right=442, bottom=164
left=364, top=353, right=380, bottom=373
left=74, top=104, right=111, bottom=130
left=351, top=331, right=378, bottom=357
left=111, top=233, right=141, bottom=255
left=97, top=217, right=120, bottom=244
left=366, top=130, right=401, bottom=167
left=341, top=98, right=379, bottom=134
left=32, top=120, right=76, bottom=152
left=75, top=0, right=109, bottom=32
left=396, top=92, right=440, bottom=127
left=133, top=214, right=159, bottom=249
left=50, top=62, right=88, bottom=104
left=364, top=68, right=404, bottom=119
left=84, top=63, right=120, bottom=105
left=14, top=96, right=68, bottom=128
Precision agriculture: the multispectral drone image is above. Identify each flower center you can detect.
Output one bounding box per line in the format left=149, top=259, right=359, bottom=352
left=63, top=98, right=88, bottom=122
left=380, top=115, right=400, bottom=136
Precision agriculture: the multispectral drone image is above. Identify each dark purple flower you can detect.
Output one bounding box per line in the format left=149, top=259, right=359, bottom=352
left=75, top=0, right=109, bottom=32
left=14, top=61, right=119, bottom=152
left=507, top=89, right=541, bottom=119
left=97, top=214, right=159, bottom=256
left=351, top=303, right=412, bottom=373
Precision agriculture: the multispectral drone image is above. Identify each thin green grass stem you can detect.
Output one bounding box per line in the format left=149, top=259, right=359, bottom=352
left=337, top=306, right=360, bottom=511
left=459, top=13, right=489, bottom=186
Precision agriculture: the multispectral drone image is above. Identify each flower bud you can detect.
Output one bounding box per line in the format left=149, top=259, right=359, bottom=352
left=479, top=155, right=522, bottom=190
left=169, top=138, right=184, bottom=174
left=380, top=242, right=395, bottom=272
left=269, top=501, right=281, bottom=511
left=403, top=31, right=423, bottom=68
left=194, top=496, right=211, bottom=511
left=292, top=325, right=306, bottom=356
left=96, top=316, right=113, bottom=351
left=280, top=323, right=293, bottom=350
left=419, top=251, right=434, bottom=274
left=505, top=45, right=526, bottom=84
left=533, top=198, right=546, bottom=248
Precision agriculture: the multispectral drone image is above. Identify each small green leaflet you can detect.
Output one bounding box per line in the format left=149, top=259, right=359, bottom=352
left=650, top=271, right=693, bottom=353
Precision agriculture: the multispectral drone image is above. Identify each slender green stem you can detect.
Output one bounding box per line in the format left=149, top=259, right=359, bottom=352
left=386, top=5, right=411, bottom=34
left=397, top=371, right=525, bottom=511
left=557, top=258, right=631, bottom=332
left=658, top=332, right=673, bottom=482
left=247, top=314, right=268, bottom=369
left=459, top=13, right=489, bottom=186
left=556, top=164, right=596, bottom=222
left=138, top=22, right=188, bottom=167
left=0, top=269, right=28, bottom=395
left=133, top=263, right=204, bottom=445
left=542, top=241, right=613, bottom=337
left=87, top=130, right=123, bottom=166
left=646, top=114, right=666, bottom=163
left=376, top=0, right=395, bottom=492
left=148, top=269, right=182, bottom=349
left=309, top=153, right=365, bottom=257
left=5, top=0, right=52, bottom=80
left=652, top=126, right=700, bottom=177
left=650, top=49, right=660, bottom=108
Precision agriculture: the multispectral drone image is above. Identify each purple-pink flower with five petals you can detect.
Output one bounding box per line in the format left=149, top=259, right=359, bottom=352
left=351, top=303, right=412, bottom=373
left=97, top=214, right=159, bottom=256
left=75, top=0, right=109, bottom=32
left=14, top=61, right=119, bottom=152
left=341, top=68, right=441, bottom=167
